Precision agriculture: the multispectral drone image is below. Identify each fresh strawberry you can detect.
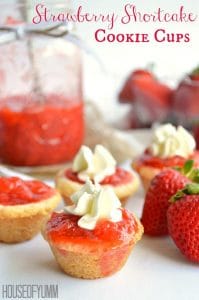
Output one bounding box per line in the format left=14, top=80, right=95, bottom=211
left=172, top=81, right=199, bottom=119
left=119, top=69, right=152, bottom=103
left=141, top=160, right=199, bottom=236
left=167, top=183, right=199, bottom=263
left=172, top=66, right=199, bottom=121
left=132, top=75, right=172, bottom=108
left=141, top=168, right=190, bottom=236
left=119, top=69, right=173, bottom=127
left=132, top=69, right=153, bottom=77
left=119, top=69, right=172, bottom=109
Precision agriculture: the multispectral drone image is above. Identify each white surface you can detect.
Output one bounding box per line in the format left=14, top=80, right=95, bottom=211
left=1, top=183, right=199, bottom=300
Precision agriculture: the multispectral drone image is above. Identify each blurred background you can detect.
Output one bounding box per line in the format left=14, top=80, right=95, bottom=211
left=72, top=0, right=199, bottom=128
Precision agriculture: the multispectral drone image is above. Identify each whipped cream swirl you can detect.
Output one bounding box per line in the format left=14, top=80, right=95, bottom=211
left=149, top=124, right=196, bottom=158
left=65, top=180, right=122, bottom=230
left=72, top=145, right=116, bottom=183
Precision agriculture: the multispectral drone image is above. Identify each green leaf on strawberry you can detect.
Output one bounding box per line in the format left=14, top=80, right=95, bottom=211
left=182, top=160, right=194, bottom=174
left=189, top=66, right=199, bottom=81
left=170, top=183, right=199, bottom=203
left=174, top=160, right=199, bottom=183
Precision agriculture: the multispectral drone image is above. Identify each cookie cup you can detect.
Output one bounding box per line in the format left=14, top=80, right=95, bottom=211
left=55, top=170, right=139, bottom=206
left=42, top=213, right=143, bottom=279
left=134, top=165, right=161, bottom=191
left=0, top=192, right=61, bottom=243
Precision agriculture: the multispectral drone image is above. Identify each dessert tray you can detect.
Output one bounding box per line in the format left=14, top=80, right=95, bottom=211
left=1, top=173, right=198, bottom=300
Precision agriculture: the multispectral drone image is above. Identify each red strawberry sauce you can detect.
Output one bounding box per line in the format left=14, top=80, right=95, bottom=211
left=65, top=167, right=134, bottom=186
left=46, top=210, right=138, bottom=248
left=0, top=95, right=84, bottom=166
left=135, top=150, right=199, bottom=170
left=0, top=177, right=55, bottom=206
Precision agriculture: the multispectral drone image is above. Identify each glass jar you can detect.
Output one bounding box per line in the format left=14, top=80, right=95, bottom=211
left=0, top=1, right=84, bottom=167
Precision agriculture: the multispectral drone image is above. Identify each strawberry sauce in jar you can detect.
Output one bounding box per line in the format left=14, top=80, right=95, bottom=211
left=0, top=96, right=84, bottom=166
left=0, top=3, right=84, bottom=167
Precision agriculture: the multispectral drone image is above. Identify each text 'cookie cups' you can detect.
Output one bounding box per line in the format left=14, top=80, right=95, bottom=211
left=42, top=180, right=143, bottom=279
left=0, top=177, right=61, bottom=243
left=55, top=144, right=139, bottom=206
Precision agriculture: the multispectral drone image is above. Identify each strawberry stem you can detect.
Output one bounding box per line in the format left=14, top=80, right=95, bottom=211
left=190, top=66, right=199, bottom=76
left=170, top=183, right=199, bottom=203
left=182, top=160, right=194, bottom=175
left=174, top=160, right=199, bottom=183
left=185, top=183, right=199, bottom=194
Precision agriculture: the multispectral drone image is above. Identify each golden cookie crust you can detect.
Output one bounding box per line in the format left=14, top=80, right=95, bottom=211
left=0, top=192, right=61, bottom=218
left=42, top=213, right=143, bottom=279
left=136, top=165, right=161, bottom=190
left=55, top=169, right=140, bottom=204
left=0, top=191, right=61, bottom=243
